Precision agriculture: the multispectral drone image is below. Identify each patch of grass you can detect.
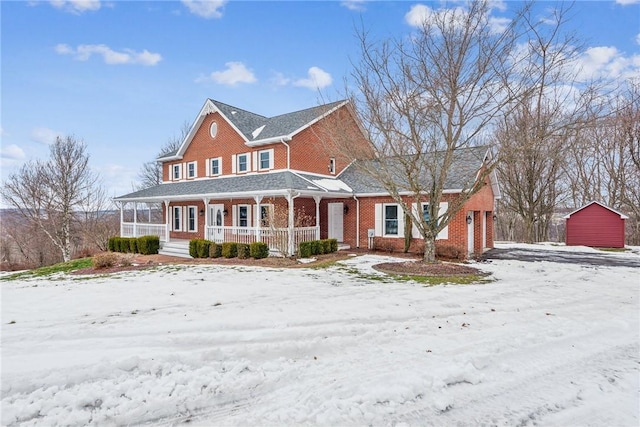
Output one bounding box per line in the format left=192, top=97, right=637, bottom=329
left=394, top=274, right=495, bottom=286
left=597, top=247, right=629, bottom=253
left=0, top=258, right=93, bottom=281
left=308, top=259, right=343, bottom=270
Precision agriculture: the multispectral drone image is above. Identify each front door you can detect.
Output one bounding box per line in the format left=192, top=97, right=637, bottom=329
left=328, top=202, right=344, bottom=242
left=209, top=204, right=225, bottom=243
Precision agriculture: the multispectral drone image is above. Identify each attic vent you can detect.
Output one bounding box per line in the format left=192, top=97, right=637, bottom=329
left=252, top=125, right=266, bottom=139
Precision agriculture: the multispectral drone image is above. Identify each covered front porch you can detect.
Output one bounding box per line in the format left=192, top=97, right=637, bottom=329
left=117, top=191, right=348, bottom=256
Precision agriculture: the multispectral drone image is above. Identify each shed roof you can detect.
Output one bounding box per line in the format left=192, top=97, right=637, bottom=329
left=563, top=201, right=629, bottom=219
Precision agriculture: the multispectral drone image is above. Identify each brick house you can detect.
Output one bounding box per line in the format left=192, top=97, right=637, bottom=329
left=115, top=98, right=498, bottom=257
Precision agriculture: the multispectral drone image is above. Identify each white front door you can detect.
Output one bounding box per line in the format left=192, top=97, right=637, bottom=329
left=467, top=210, right=474, bottom=255
left=328, top=203, right=344, bottom=242
left=209, top=204, right=225, bottom=243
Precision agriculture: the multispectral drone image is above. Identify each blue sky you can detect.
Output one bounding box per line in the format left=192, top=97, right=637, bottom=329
left=1, top=0, right=639, bottom=201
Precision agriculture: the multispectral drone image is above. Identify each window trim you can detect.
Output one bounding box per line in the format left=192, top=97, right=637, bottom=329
left=187, top=205, right=197, bottom=232
left=258, top=149, right=274, bottom=171
left=210, top=157, right=222, bottom=176
left=238, top=204, right=250, bottom=228
left=173, top=206, right=182, bottom=231
left=187, top=161, right=197, bottom=179
left=237, top=153, right=249, bottom=173
left=383, top=204, right=399, bottom=236
left=172, top=164, right=181, bottom=181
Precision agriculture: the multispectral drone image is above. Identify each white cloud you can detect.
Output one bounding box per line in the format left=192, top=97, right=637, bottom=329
left=489, top=16, right=511, bottom=33
left=576, top=46, right=640, bottom=82
left=341, top=0, right=367, bottom=11
left=201, top=62, right=257, bottom=85
left=0, top=144, right=26, bottom=161
left=181, top=0, right=226, bottom=19
left=615, top=0, right=640, bottom=5
left=30, top=127, right=61, bottom=145
left=55, top=44, right=162, bottom=66
left=293, top=67, right=333, bottom=90
left=48, top=0, right=101, bottom=14
left=270, top=72, right=291, bottom=87
left=406, top=3, right=509, bottom=34
left=636, top=33, right=640, bottom=45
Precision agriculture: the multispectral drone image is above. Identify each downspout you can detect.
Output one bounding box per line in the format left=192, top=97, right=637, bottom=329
left=280, top=137, right=292, bottom=169
left=353, top=195, right=360, bottom=248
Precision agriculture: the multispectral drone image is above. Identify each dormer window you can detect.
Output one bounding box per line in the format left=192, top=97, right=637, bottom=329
left=172, top=164, right=181, bottom=180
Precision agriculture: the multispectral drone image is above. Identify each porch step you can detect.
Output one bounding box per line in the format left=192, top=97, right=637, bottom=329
left=159, top=241, right=192, bottom=259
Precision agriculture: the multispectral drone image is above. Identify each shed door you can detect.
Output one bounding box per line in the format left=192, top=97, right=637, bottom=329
left=328, top=203, right=344, bottom=242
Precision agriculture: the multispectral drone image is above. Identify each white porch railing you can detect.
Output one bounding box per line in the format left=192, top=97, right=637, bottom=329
left=205, top=226, right=319, bottom=253
left=121, top=223, right=167, bottom=241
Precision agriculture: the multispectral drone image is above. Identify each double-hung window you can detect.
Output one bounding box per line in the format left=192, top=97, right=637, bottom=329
left=422, top=203, right=431, bottom=224
left=172, top=164, right=181, bottom=180
left=173, top=206, right=182, bottom=231
left=187, top=206, right=197, bottom=232
left=187, top=162, right=196, bottom=179
left=210, top=158, right=221, bottom=176
left=238, top=205, right=249, bottom=227
left=237, top=154, right=248, bottom=173
left=384, top=205, right=399, bottom=236
left=260, top=205, right=272, bottom=227
left=259, top=151, right=270, bottom=170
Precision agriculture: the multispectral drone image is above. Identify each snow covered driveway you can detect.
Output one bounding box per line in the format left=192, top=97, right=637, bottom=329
left=2, top=246, right=639, bottom=426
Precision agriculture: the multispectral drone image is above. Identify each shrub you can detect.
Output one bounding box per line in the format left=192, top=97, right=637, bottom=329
left=250, top=242, right=269, bottom=259
left=237, top=243, right=250, bottom=259
left=310, top=240, right=321, bottom=255
left=209, top=242, right=222, bottom=258
left=92, top=252, right=120, bottom=269
left=189, top=239, right=198, bottom=258
left=108, top=237, right=117, bottom=252
left=137, top=235, right=160, bottom=255
left=321, top=239, right=332, bottom=254
left=125, top=238, right=137, bottom=253
left=197, top=240, right=211, bottom=258
left=435, top=243, right=465, bottom=261
left=328, top=238, right=338, bottom=253
left=299, top=241, right=313, bottom=258
left=221, top=242, right=238, bottom=258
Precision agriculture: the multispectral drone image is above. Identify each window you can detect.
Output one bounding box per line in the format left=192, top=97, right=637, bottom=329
left=172, top=164, right=181, bottom=180
left=422, top=203, right=430, bottom=224
left=238, top=154, right=248, bottom=173
left=239, top=205, right=249, bottom=227
left=187, top=206, right=197, bottom=232
left=173, top=206, right=182, bottom=231
left=384, top=205, right=398, bottom=235
left=329, top=157, right=336, bottom=174
left=210, top=158, right=221, bottom=176
left=187, top=162, right=196, bottom=179
left=259, top=150, right=270, bottom=170
left=209, top=121, right=218, bottom=138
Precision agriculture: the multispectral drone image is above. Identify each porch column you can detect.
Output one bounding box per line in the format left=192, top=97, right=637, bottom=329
left=202, top=197, right=210, bottom=240
left=133, top=202, right=138, bottom=237
left=164, top=200, right=171, bottom=243
left=254, top=195, right=264, bottom=242
left=313, top=196, right=322, bottom=240
left=286, top=192, right=295, bottom=256
left=119, top=202, right=124, bottom=237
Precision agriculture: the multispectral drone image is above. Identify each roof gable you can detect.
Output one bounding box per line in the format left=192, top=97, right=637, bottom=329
left=159, top=99, right=348, bottom=161
left=563, top=201, right=629, bottom=219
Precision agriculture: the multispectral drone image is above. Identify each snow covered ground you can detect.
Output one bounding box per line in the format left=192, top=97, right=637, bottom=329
left=1, top=243, right=638, bottom=426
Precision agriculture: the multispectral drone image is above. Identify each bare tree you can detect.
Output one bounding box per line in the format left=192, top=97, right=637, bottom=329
left=137, top=121, right=190, bottom=189
left=337, top=1, right=532, bottom=262
left=1, top=136, right=101, bottom=262
left=495, top=3, right=594, bottom=243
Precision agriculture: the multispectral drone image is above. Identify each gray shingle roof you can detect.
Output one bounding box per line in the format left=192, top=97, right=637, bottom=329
left=339, top=146, right=489, bottom=193
left=213, top=99, right=345, bottom=142
left=115, top=171, right=352, bottom=201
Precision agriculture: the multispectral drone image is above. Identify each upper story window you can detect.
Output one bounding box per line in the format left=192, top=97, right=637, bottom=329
left=384, top=204, right=399, bottom=236
left=237, top=153, right=249, bottom=173
left=329, top=157, right=336, bottom=175
left=210, top=157, right=221, bottom=176
left=187, top=161, right=196, bottom=179
left=209, top=121, right=218, bottom=138
left=172, top=164, right=181, bottom=180
left=259, top=149, right=274, bottom=170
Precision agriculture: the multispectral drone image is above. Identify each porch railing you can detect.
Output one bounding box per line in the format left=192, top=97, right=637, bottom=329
left=121, top=223, right=167, bottom=241
left=205, top=225, right=319, bottom=254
